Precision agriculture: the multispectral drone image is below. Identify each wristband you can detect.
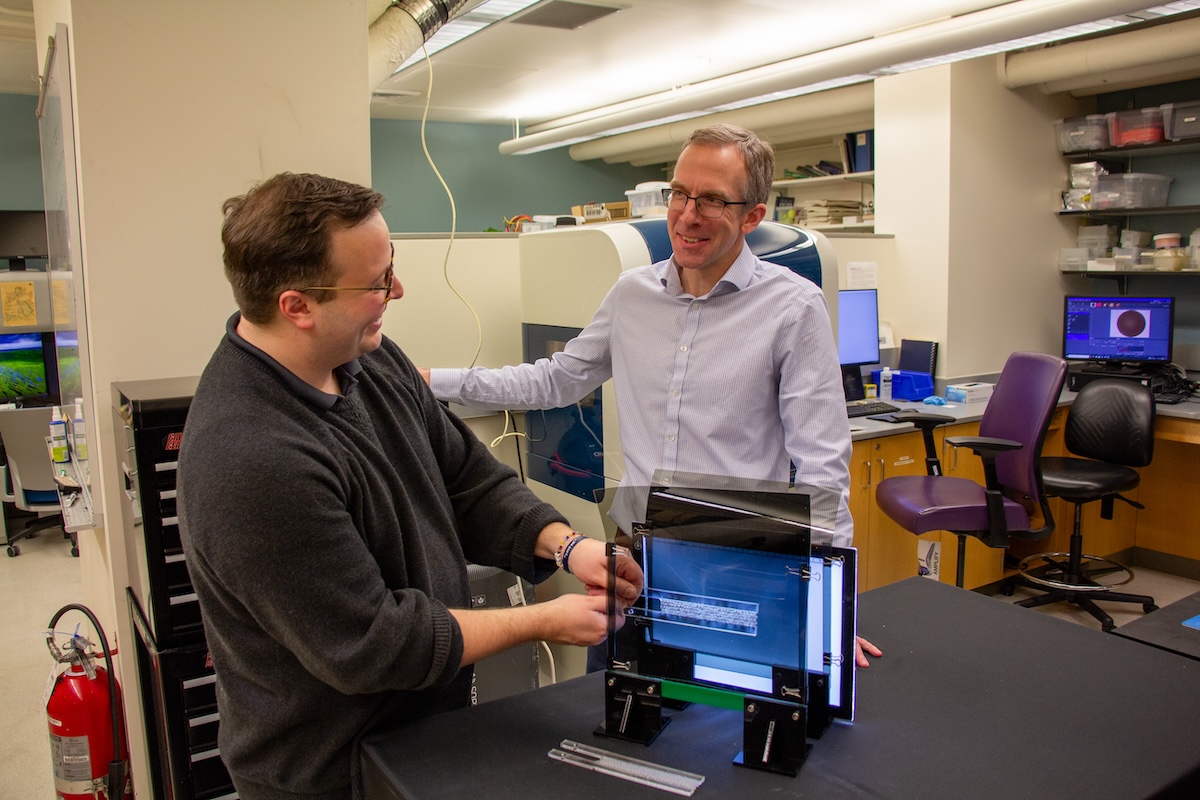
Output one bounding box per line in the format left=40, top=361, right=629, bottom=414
left=561, top=534, right=587, bottom=575
left=554, top=531, right=583, bottom=571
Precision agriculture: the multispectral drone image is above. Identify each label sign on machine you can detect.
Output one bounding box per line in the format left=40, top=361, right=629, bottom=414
left=548, top=739, right=704, bottom=796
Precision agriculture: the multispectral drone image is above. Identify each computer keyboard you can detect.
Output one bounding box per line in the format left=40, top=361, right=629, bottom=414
left=846, top=400, right=902, bottom=418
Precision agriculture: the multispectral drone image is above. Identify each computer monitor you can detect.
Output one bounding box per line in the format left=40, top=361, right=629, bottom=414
left=0, top=332, right=50, bottom=403
left=837, top=289, right=880, bottom=366
left=1063, top=295, right=1174, bottom=368
left=837, top=289, right=879, bottom=401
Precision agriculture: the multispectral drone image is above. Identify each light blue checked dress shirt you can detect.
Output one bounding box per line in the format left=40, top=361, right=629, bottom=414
left=431, top=243, right=853, bottom=546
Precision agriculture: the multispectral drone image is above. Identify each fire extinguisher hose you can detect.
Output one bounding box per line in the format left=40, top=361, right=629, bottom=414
left=47, top=603, right=128, bottom=798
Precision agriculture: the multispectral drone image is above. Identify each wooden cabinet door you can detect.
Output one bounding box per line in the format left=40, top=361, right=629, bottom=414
left=856, top=432, right=939, bottom=591
left=933, top=420, right=1004, bottom=589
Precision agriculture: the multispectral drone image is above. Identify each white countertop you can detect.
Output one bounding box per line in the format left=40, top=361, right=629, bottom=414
left=848, top=390, right=1200, bottom=442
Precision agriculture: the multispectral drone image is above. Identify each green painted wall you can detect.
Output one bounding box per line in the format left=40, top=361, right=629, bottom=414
left=0, top=94, right=45, bottom=210
left=371, top=118, right=665, bottom=232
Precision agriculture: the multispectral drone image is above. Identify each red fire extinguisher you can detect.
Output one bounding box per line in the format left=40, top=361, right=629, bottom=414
left=45, top=604, right=132, bottom=800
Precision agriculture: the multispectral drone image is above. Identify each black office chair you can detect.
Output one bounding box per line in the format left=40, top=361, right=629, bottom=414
left=875, top=352, right=1067, bottom=588
left=1006, top=378, right=1157, bottom=631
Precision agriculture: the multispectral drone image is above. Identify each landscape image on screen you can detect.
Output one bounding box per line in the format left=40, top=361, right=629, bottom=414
left=55, top=330, right=80, bottom=402
left=0, top=333, right=47, bottom=400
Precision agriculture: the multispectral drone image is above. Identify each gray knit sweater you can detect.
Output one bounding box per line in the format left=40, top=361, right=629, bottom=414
left=178, top=330, right=564, bottom=800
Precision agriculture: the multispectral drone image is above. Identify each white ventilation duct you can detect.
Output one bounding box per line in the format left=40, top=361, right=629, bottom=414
left=500, top=0, right=1156, bottom=155
left=367, top=0, right=474, bottom=93
left=568, top=82, right=874, bottom=165
left=998, top=13, right=1200, bottom=95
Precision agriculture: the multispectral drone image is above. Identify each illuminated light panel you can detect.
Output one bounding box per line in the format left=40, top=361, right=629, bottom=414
left=509, top=1, right=1200, bottom=153
left=391, top=0, right=543, bottom=73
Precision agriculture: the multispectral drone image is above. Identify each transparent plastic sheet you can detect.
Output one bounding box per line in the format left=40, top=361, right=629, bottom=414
left=601, top=474, right=834, bottom=774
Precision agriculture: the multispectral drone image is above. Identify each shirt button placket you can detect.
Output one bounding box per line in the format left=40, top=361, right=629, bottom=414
left=663, top=299, right=701, bottom=470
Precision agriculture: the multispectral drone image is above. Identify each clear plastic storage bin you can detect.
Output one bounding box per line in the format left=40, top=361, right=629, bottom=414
left=1105, top=108, right=1164, bottom=147
left=1092, top=173, right=1171, bottom=209
left=1055, top=115, right=1108, bottom=152
left=1161, top=101, right=1200, bottom=141
left=625, top=181, right=671, bottom=217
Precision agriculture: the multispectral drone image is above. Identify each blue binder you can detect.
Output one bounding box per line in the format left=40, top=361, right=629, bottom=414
left=848, top=129, right=874, bottom=173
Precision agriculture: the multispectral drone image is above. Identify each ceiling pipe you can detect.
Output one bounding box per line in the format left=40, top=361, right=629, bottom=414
left=499, top=0, right=1154, bottom=155
left=568, top=82, right=874, bottom=164
left=368, top=0, right=474, bottom=94
left=998, top=13, right=1200, bottom=95
left=603, top=112, right=874, bottom=166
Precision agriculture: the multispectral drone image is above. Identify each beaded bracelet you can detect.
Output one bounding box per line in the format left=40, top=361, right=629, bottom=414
left=560, top=533, right=587, bottom=575
left=554, top=531, right=583, bottom=571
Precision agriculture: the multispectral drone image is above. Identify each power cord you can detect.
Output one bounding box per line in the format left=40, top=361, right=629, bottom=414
left=1148, top=362, right=1198, bottom=402
left=510, top=573, right=557, bottom=685
left=416, top=46, right=554, bottom=684
left=416, top=43, right=483, bottom=369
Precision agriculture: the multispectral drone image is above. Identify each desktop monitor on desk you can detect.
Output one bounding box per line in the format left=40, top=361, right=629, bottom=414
left=0, top=332, right=59, bottom=406
left=837, top=289, right=879, bottom=401
left=1063, top=295, right=1174, bottom=371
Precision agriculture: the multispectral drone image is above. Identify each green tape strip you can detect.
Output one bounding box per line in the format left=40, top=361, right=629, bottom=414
left=660, top=679, right=744, bottom=711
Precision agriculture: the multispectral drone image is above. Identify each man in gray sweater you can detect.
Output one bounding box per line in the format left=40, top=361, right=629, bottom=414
left=178, top=172, right=642, bottom=800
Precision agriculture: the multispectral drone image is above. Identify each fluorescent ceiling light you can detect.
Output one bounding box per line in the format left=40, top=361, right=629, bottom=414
left=392, top=0, right=542, bottom=72
left=876, top=2, right=1200, bottom=75
left=501, top=0, right=1200, bottom=155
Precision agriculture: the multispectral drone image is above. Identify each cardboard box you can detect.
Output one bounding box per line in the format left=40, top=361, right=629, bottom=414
left=604, top=201, right=631, bottom=220
left=571, top=203, right=608, bottom=223
left=946, top=382, right=994, bottom=403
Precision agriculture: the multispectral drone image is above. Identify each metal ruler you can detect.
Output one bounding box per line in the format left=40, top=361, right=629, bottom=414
left=548, top=739, right=705, bottom=796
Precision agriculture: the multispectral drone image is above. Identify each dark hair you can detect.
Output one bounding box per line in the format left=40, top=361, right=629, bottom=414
left=221, top=172, right=385, bottom=324
left=680, top=124, right=776, bottom=207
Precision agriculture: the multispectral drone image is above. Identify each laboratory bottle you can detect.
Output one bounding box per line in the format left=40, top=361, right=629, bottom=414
left=880, top=367, right=893, bottom=402
left=50, top=406, right=70, bottom=463
left=72, top=398, right=88, bottom=461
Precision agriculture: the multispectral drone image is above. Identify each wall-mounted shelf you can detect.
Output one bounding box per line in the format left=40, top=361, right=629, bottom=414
left=1058, top=205, right=1200, bottom=218
left=773, top=171, right=875, bottom=190
left=808, top=222, right=876, bottom=232
left=1060, top=268, right=1200, bottom=294
left=1067, top=140, right=1200, bottom=161
left=773, top=171, right=875, bottom=232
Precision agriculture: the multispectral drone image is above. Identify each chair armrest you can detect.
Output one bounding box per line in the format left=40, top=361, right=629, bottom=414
left=892, top=412, right=955, bottom=428
left=894, top=412, right=956, bottom=477
left=944, top=436, right=1022, bottom=460
left=944, top=435, right=1024, bottom=549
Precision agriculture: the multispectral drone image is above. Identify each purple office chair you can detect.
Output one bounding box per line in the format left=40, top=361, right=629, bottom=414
left=1005, top=378, right=1158, bottom=631
left=875, top=352, right=1067, bottom=588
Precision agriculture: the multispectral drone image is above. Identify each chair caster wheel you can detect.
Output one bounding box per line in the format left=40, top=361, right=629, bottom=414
left=1144, top=603, right=1158, bottom=613
left=6, top=545, right=18, bottom=557
left=999, top=584, right=1016, bottom=597
left=71, top=546, right=79, bottom=557
left=1102, top=622, right=1115, bottom=633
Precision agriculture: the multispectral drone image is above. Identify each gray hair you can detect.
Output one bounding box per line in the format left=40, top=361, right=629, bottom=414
left=680, top=124, right=775, bottom=207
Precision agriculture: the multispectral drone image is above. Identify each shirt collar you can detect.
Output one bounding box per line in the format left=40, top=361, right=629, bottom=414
left=658, top=241, right=755, bottom=299
left=225, top=312, right=362, bottom=409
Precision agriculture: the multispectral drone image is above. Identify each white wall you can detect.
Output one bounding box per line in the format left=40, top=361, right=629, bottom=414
left=35, top=1, right=372, bottom=794
left=945, top=56, right=1085, bottom=378
left=875, top=66, right=954, bottom=368
left=383, top=234, right=523, bottom=370
left=876, top=57, right=1086, bottom=382
left=382, top=233, right=526, bottom=472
